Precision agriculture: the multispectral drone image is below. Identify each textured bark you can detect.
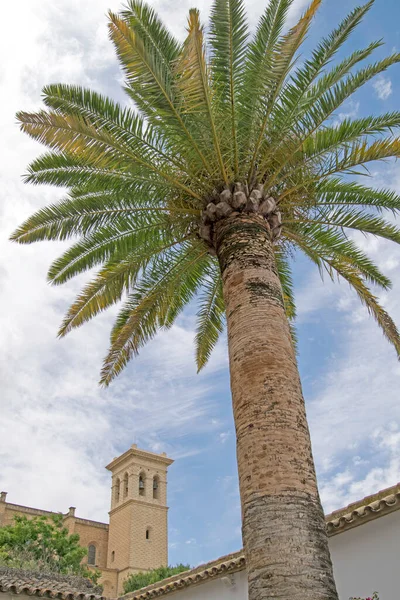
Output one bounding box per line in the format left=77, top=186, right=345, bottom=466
left=215, top=213, right=339, bottom=600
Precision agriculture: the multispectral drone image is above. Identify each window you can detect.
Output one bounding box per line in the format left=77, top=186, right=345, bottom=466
left=146, top=528, right=151, bottom=540
left=115, top=478, right=120, bottom=503
left=139, top=472, right=145, bottom=496
left=153, top=476, right=160, bottom=500
left=88, top=544, right=96, bottom=565
left=123, top=472, right=129, bottom=498
left=111, top=551, right=115, bottom=563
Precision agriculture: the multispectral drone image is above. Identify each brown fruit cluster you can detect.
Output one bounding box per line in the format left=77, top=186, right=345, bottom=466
left=199, top=182, right=281, bottom=253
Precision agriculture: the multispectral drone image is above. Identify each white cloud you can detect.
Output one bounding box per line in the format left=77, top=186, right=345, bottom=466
left=320, top=426, right=400, bottom=513
left=337, top=100, right=360, bottom=123
left=219, top=431, right=231, bottom=444
left=373, top=76, right=393, bottom=100
left=185, top=538, right=197, bottom=545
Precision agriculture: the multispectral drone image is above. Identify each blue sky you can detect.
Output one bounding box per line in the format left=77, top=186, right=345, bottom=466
left=1, top=0, right=400, bottom=570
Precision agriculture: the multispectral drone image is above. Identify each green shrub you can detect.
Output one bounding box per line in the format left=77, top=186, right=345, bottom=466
left=123, top=564, right=190, bottom=593
left=0, top=514, right=100, bottom=584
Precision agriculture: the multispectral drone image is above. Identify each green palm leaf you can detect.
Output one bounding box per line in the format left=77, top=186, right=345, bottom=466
left=239, top=0, right=294, bottom=165
left=59, top=257, right=142, bottom=337
left=108, top=9, right=212, bottom=174
left=257, top=2, right=376, bottom=168
left=47, top=214, right=192, bottom=284
left=42, top=84, right=188, bottom=173
left=316, top=179, right=400, bottom=214
left=11, top=0, right=400, bottom=381
left=195, top=264, right=225, bottom=371
left=209, top=0, right=248, bottom=177
left=286, top=223, right=392, bottom=289
left=101, top=242, right=209, bottom=385
left=247, top=0, right=322, bottom=182
left=325, top=258, right=400, bottom=354
left=176, top=9, right=228, bottom=184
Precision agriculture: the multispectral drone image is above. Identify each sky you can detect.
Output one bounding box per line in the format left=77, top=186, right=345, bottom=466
left=1, top=0, right=400, bottom=569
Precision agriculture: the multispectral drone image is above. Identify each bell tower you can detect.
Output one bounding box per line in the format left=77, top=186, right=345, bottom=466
left=106, top=444, right=174, bottom=593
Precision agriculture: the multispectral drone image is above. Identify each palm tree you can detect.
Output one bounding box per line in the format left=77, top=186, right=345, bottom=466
left=11, top=0, right=400, bottom=597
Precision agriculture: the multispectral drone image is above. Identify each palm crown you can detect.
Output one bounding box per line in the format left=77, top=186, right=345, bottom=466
left=12, top=0, right=400, bottom=385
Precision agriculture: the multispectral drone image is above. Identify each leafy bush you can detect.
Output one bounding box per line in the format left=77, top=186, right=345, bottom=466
left=0, top=514, right=100, bottom=583
left=350, top=593, right=379, bottom=600
left=123, top=564, right=190, bottom=593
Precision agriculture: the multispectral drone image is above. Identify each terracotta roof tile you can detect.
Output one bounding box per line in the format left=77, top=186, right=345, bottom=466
left=122, top=552, right=245, bottom=600
left=325, top=482, right=400, bottom=535
left=0, top=568, right=105, bottom=600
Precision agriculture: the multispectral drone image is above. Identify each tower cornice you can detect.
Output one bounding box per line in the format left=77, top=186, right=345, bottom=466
left=108, top=498, right=169, bottom=516
left=105, top=445, right=173, bottom=472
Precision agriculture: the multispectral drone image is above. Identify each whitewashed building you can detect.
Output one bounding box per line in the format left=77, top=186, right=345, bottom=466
left=121, top=483, right=400, bottom=600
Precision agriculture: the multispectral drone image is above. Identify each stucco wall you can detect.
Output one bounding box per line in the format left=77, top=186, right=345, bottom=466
left=154, top=570, right=248, bottom=600
left=329, top=510, right=400, bottom=600
left=122, top=510, right=399, bottom=600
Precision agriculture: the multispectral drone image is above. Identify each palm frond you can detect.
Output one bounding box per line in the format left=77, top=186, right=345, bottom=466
left=195, top=264, right=225, bottom=371
left=275, top=248, right=297, bottom=350
left=291, top=227, right=400, bottom=356
left=263, top=52, right=400, bottom=185
left=326, top=258, right=400, bottom=357
left=322, top=136, right=400, bottom=177
left=59, top=257, right=141, bottom=336
left=108, top=9, right=212, bottom=174
left=258, top=1, right=376, bottom=169
left=10, top=189, right=199, bottom=244
left=278, top=135, right=400, bottom=203
left=209, top=0, right=248, bottom=177
left=176, top=9, right=229, bottom=184
left=275, top=248, right=296, bottom=320
left=316, top=179, right=400, bottom=214
left=47, top=214, right=192, bottom=285
left=305, top=52, right=400, bottom=136
left=302, top=206, right=400, bottom=243
left=100, top=242, right=209, bottom=385
left=239, top=0, right=294, bottom=164
left=286, top=223, right=392, bottom=290
left=247, top=0, right=322, bottom=182
left=121, top=0, right=181, bottom=69
left=41, top=84, right=188, bottom=173
left=299, top=113, right=400, bottom=167
left=17, top=111, right=202, bottom=200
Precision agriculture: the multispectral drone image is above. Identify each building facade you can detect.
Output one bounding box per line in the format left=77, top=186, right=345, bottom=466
left=1, top=469, right=399, bottom=599
left=119, top=482, right=400, bottom=600
left=0, top=445, right=173, bottom=598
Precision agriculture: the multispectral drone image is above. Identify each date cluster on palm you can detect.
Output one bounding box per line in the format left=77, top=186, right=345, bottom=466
left=199, top=182, right=281, bottom=253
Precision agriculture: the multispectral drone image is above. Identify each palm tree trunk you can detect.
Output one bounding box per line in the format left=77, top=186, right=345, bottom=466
left=215, top=212, right=338, bottom=600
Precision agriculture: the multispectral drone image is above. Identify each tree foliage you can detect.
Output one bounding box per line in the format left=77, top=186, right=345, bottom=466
left=123, top=564, right=190, bottom=593
left=0, top=515, right=100, bottom=583
left=11, top=0, right=400, bottom=383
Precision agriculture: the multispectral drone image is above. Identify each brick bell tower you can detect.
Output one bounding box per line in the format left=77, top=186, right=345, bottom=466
left=106, top=444, right=173, bottom=593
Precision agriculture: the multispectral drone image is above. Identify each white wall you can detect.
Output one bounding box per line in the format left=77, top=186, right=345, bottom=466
left=164, top=570, right=248, bottom=600
left=149, top=511, right=399, bottom=600
left=329, top=510, right=400, bottom=600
